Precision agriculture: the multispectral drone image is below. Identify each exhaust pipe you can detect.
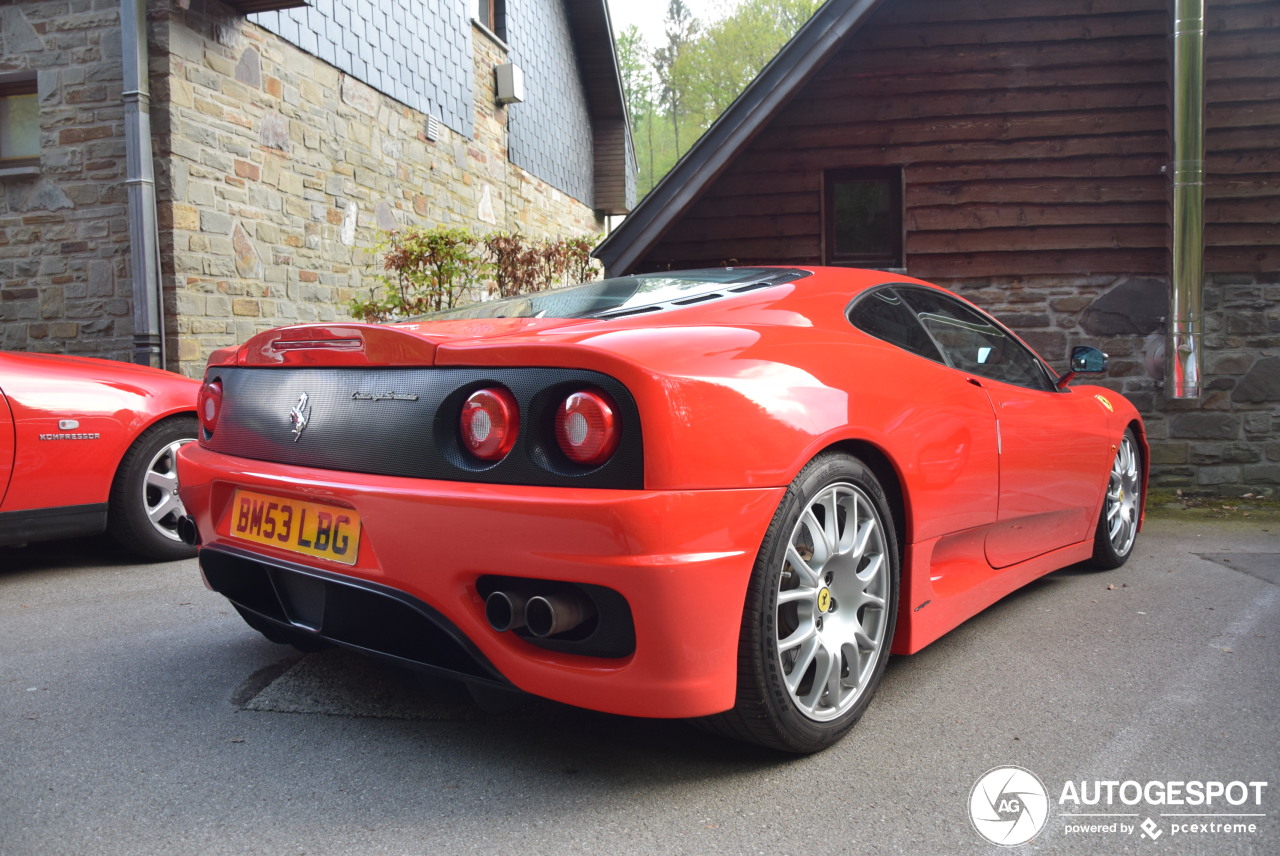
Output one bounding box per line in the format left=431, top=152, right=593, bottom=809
left=525, top=593, right=595, bottom=638
left=485, top=590, right=529, bottom=632
left=176, top=515, right=201, bottom=546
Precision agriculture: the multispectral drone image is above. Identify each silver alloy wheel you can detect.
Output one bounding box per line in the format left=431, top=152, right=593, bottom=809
left=775, top=482, right=890, bottom=722
left=143, top=437, right=192, bottom=542
left=1104, top=433, right=1141, bottom=557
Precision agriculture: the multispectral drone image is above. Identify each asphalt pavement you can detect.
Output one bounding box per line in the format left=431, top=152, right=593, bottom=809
left=1, top=511, right=1277, bottom=856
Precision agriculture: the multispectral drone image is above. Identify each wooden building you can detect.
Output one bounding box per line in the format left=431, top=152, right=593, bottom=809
left=597, top=0, right=1279, bottom=495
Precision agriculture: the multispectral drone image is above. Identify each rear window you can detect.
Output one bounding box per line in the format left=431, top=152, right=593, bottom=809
left=422, top=268, right=810, bottom=321
left=848, top=288, right=942, bottom=361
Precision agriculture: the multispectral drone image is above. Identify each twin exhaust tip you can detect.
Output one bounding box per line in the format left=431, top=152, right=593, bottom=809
left=176, top=515, right=201, bottom=546
left=485, top=590, right=593, bottom=638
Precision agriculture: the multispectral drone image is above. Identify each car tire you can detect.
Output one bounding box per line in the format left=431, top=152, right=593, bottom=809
left=1089, top=427, right=1143, bottom=570
left=107, top=415, right=198, bottom=562
left=701, top=452, right=900, bottom=754
left=233, top=605, right=333, bottom=653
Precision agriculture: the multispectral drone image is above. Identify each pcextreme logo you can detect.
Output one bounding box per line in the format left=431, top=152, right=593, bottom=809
left=969, top=768, right=1270, bottom=846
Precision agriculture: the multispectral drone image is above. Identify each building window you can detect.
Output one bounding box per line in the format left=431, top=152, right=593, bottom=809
left=0, top=75, right=39, bottom=168
left=823, top=168, right=903, bottom=268
left=475, top=0, right=507, bottom=42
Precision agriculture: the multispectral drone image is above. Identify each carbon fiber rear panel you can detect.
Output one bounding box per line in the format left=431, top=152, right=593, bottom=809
left=202, top=367, right=643, bottom=488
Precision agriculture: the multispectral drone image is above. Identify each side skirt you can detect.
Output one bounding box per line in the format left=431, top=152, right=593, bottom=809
left=892, top=531, right=1095, bottom=655
left=0, top=504, right=108, bottom=547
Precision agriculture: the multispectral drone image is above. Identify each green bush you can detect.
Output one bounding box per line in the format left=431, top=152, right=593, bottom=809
left=352, top=227, right=600, bottom=323
left=350, top=227, right=486, bottom=322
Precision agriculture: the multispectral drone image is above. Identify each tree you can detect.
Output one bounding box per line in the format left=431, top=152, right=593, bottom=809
left=616, top=25, right=659, bottom=192
left=619, top=0, right=823, bottom=199
left=652, top=0, right=699, bottom=156
left=682, top=0, right=823, bottom=124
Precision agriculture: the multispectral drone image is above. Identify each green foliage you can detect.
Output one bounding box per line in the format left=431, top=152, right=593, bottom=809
left=681, top=0, right=823, bottom=121
left=557, top=235, right=599, bottom=287
left=352, top=227, right=600, bottom=322
left=350, top=227, right=486, bottom=321
left=653, top=0, right=700, bottom=155
left=617, top=0, right=823, bottom=199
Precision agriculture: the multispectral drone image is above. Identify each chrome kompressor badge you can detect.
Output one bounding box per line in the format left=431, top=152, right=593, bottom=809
left=289, top=392, right=311, bottom=442
left=40, top=418, right=100, bottom=440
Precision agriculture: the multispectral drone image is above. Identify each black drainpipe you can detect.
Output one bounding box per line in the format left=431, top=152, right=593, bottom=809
left=121, top=0, right=165, bottom=368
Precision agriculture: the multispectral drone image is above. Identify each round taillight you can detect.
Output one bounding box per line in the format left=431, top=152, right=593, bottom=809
left=460, top=387, right=519, bottom=461
left=555, top=391, right=620, bottom=466
left=198, top=380, right=222, bottom=436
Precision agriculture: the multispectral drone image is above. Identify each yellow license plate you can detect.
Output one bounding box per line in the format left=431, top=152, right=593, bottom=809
left=229, top=489, right=361, bottom=565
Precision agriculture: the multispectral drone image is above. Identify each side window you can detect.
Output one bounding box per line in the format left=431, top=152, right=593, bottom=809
left=849, top=288, right=942, bottom=362
left=0, top=73, right=39, bottom=171
left=823, top=168, right=903, bottom=268
left=899, top=288, right=1054, bottom=391
left=475, top=0, right=507, bottom=41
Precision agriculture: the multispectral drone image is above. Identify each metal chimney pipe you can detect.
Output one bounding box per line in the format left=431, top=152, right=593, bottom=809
left=1168, top=0, right=1207, bottom=399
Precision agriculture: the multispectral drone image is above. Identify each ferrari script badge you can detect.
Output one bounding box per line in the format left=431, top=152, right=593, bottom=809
left=289, top=392, right=311, bottom=442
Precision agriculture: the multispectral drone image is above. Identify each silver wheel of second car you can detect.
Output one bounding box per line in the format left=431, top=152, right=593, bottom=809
left=144, top=437, right=193, bottom=542
left=108, top=415, right=198, bottom=561
left=1104, top=431, right=1141, bottom=557
left=776, top=481, right=891, bottom=722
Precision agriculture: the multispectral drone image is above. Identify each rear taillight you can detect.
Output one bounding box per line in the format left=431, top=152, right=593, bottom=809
left=461, top=387, right=519, bottom=461
left=555, top=391, right=620, bottom=466
left=198, top=379, right=222, bottom=437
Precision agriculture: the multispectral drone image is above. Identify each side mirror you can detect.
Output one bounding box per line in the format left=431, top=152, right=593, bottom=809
left=1056, top=346, right=1108, bottom=389
left=1071, top=345, right=1108, bottom=373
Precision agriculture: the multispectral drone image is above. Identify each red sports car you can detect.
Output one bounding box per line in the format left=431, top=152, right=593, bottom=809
left=0, top=351, right=200, bottom=561
left=176, top=267, right=1146, bottom=752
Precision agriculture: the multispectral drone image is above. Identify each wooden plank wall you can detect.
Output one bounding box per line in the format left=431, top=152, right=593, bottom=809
left=592, top=118, right=631, bottom=215
left=1205, top=0, right=1280, bottom=274
left=638, top=0, right=1279, bottom=279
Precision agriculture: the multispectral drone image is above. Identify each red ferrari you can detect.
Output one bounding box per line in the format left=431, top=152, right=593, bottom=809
left=1, top=351, right=200, bottom=561
left=176, top=267, right=1146, bottom=752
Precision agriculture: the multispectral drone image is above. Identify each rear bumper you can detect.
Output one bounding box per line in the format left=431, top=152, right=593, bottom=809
left=178, top=443, right=784, bottom=718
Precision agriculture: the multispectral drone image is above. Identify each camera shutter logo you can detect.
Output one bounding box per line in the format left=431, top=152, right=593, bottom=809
left=969, top=766, right=1050, bottom=846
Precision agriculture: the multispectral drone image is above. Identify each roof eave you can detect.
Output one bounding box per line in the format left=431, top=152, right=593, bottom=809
left=563, top=0, right=637, bottom=213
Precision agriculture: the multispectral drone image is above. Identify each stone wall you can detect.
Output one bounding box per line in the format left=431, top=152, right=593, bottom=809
left=941, top=273, right=1280, bottom=496
left=1161, top=276, right=1280, bottom=492
left=0, top=0, right=135, bottom=361
left=152, top=2, right=603, bottom=378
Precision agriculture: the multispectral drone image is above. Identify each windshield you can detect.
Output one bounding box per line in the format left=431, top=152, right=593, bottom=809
left=421, top=267, right=810, bottom=321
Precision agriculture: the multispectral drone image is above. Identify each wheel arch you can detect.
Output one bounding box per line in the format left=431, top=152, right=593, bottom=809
left=815, top=438, right=909, bottom=552
left=1126, top=417, right=1150, bottom=532
left=109, top=410, right=198, bottom=484
left=105, top=410, right=199, bottom=561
